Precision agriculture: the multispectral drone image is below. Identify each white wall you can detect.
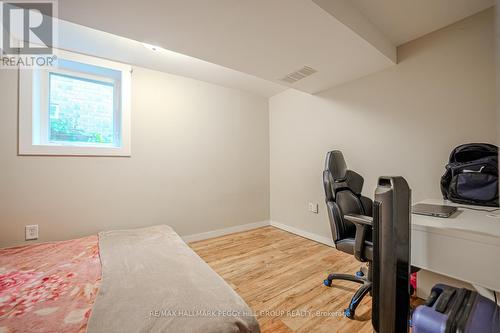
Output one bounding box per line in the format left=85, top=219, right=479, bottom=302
left=0, top=66, right=270, bottom=247
left=0, top=8, right=496, bottom=248
left=269, top=9, right=497, bottom=239
left=497, top=2, right=500, bottom=156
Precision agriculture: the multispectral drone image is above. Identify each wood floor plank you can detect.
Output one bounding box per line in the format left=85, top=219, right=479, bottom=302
left=190, top=226, right=376, bottom=332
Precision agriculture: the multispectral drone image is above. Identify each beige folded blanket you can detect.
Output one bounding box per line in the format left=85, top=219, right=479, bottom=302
left=87, top=225, right=260, bottom=333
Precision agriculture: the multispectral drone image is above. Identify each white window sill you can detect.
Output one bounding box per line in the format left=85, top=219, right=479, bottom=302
left=18, top=144, right=131, bottom=157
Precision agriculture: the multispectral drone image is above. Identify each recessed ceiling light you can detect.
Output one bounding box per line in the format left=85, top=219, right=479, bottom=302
left=142, top=42, right=163, bottom=52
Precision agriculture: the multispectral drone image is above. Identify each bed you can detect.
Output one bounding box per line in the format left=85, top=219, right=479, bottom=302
left=0, top=225, right=260, bottom=333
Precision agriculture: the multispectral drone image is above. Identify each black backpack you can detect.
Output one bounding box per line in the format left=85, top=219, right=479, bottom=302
left=440, top=143, right=499, bottom=207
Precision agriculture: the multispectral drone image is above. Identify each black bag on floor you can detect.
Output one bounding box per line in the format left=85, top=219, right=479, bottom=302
left=440, top=143, right=499, bottom=207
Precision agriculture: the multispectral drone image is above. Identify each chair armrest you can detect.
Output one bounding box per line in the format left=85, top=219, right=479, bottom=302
left=344, top=214, right=373, bottom=262
left=344, top=214, right=373, bottom=226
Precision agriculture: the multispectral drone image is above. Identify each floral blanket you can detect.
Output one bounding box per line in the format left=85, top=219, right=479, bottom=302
left=0, top=236, right=102, bottom=333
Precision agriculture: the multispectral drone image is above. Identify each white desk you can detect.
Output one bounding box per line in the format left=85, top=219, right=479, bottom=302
left=411, top=199, right=500, bottom=293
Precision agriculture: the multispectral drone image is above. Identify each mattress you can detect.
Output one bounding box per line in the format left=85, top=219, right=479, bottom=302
left=0, top=236, right=101, bottom=333
left=0, top=225, right=259, bottom=333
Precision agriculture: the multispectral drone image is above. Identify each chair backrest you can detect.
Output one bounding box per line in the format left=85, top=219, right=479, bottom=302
left=323, top=150, right=371, bottom=242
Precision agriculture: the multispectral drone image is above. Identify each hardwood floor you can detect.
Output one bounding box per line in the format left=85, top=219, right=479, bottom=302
left=189, top=226, right=374, bottom=333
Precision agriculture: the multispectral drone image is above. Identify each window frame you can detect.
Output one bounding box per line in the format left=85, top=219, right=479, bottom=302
left=19, top=49, right=132, bottom=156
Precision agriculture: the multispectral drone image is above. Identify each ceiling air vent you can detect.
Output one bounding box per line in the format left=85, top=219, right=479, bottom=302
left=280, top=66, right=317, bottom=84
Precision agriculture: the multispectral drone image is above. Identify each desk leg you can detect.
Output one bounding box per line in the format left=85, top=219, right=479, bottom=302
left=472, top=284, right=500, bottom=306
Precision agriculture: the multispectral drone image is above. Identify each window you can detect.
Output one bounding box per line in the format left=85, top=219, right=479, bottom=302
left=19, top=49, right=131, bottom=156
left=49, top=73, right=115, bottom=145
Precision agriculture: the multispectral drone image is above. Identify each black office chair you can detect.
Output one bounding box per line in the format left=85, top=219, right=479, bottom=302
left=322, top=150, right=374, bottom=319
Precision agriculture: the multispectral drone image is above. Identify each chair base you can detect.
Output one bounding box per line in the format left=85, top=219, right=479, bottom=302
left=324, top=270, right=372, bottom=320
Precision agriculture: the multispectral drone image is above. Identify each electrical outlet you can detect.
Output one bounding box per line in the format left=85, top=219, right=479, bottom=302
left=25, top=225, right=38, bottom=240
left=308, top=202, right=319, bottom=214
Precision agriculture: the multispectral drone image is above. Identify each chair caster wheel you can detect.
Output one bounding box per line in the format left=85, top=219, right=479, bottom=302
left=323, top=279, right=332, bottom=287
left=355, top=270, right=364, bottom=277
left=344, top=308, right=354, bottom=319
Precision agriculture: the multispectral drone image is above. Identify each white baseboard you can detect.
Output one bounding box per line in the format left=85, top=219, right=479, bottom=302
left=182, top=220, right=270, bottom=243
left=182, top=219, right=334, bottom=247
left=270, top=221, right=335, bottom=247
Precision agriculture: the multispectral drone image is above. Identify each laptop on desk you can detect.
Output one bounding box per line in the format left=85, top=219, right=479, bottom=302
left=412, top=203, right=458, bottom=218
